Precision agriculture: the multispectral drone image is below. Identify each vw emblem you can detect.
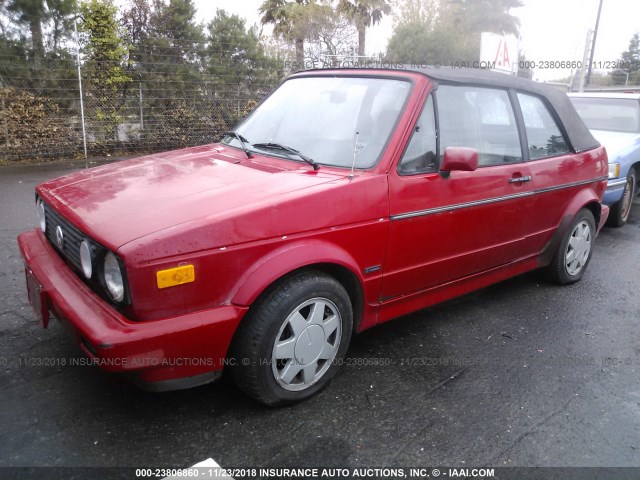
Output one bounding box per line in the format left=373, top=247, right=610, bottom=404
left=55, top=225, right=64, bottom=249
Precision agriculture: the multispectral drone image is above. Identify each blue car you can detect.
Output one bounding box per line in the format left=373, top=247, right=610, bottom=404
left=569, top=93, right=640, bottom=226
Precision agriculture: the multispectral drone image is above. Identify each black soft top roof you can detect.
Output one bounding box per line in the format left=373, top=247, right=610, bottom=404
left=412, top=67, right=600, bottom=153
left=300, top=67, right=600, bottom=153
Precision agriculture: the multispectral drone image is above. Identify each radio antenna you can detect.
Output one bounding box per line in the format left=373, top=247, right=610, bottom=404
left=349, top=131, right=359, bottom=180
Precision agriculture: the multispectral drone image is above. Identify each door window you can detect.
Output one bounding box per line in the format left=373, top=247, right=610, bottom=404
left=437, top=85, right=522, bottom=166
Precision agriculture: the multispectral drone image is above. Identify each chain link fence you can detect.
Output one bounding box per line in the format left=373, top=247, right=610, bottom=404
left=0, top=55, right=279, bottom=163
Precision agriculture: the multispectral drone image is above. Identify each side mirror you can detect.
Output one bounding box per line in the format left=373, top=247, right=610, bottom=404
left=439, top=147, right=478, bottom=178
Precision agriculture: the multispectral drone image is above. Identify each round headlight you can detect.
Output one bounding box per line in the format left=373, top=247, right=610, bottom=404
left=37, top=200, right=46, bottom=232
left=79, top=240, right=92, bottom=279
left=104, top=252, right=124, bottom=302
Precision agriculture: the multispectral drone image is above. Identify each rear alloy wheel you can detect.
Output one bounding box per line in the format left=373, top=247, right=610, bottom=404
left=607, top=169, right=636, bottom=228
left=229, top=270, right=352, bottom=406
left=545, top=209, right=595, bottom=285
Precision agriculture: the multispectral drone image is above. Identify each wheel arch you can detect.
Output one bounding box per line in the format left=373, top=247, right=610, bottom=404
left=311, top=263, right=364, bottom=335
left=583, top=200, right=602, bottom=228
left=229, top=241, right=365, bottom=333
left=538, top=189, right=601, bottom=268
left=564, top=188, right=602, bottom=233
left=630, top=161, right=640, bottom=186
left=615, top=153, right=640, bottom=191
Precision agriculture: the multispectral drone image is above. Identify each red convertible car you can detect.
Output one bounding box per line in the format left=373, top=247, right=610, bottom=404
left=18, top=68, right=609, bottom=405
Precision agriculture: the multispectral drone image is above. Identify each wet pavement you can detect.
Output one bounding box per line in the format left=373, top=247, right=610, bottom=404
left=1, top=161, right=639, bottom=474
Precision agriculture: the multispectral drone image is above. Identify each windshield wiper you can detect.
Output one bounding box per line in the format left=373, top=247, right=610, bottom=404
left=223, top=131, right=253, bottom=159
left=252, top=142, right=319, bottom=171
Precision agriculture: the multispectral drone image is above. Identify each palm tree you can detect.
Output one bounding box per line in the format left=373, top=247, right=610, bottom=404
left=259, top=0, right=307, bottom=65
left=436, top=0, right=522, bottom=61
left=445, top=0, right=523, bottom=37
left=338, top=0, right=391, bottom=57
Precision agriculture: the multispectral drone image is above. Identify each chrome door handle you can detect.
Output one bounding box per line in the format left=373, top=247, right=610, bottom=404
left=509, top=176, right=532, bottom=184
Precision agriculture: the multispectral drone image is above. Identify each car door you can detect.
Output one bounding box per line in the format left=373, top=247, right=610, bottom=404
left=381, top=84, right=533, bottom=301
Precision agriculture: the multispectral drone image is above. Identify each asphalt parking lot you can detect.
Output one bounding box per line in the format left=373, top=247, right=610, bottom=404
left=1, top=161, right=639, bottom=476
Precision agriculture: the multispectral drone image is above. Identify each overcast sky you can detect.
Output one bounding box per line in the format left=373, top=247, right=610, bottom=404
left=195, top=0, right=638, bottom=81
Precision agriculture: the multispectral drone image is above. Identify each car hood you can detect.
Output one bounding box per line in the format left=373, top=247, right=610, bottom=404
left=37, top=145, right=342, bottom=251
left=590, top=130, right=640, bottom=160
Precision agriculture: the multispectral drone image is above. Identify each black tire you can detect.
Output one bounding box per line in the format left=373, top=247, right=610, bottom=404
left=606, top=169, right=636, bottom=228
left=229, top=270, right=353, bottom=406
left=545, top=209, right=596, bottom=285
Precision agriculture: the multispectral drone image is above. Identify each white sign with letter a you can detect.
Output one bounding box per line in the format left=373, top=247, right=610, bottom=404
left=480, top=32, right=519, bottom=75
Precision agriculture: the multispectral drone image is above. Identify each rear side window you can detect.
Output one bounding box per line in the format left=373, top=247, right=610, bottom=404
left=517, top=93, right=571, bottom=160
left=437, top=85, right=522, bottom=166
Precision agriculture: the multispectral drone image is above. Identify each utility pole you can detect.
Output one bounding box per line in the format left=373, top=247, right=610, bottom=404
left=585, top=0, right=604, bottom=86
left=579, top=29, right=594, bottom=92
left=74, top=21, right=88, bottom=165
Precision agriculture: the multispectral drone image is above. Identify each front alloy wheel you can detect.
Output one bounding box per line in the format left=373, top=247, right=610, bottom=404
left=272, top=298, right=342, bottom=391
left=230, top=270, right=352, bottom=406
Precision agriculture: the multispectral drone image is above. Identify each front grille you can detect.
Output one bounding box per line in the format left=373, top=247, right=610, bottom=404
left=41, top=200, right=132, bottom=311
left=44, top=204, right=84, bottom=272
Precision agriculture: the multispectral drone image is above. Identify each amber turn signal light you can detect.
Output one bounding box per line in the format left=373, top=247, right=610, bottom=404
left=156, top=264, right=195, bottom=289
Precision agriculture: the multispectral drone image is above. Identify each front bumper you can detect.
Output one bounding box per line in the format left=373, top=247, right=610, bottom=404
left=18, top=229, right=247, bottom=391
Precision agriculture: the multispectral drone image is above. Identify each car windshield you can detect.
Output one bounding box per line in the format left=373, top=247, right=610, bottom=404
left=224, top=76, right=411, bottom=169
left=570, top=97, right=640, bottom=134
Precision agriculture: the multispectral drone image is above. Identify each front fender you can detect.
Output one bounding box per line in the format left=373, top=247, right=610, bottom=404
left=229, top=240, right=364, bottom=306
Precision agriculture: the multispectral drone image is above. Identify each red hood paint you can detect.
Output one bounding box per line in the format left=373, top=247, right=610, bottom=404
left=37, top=145, right=354, bottom=253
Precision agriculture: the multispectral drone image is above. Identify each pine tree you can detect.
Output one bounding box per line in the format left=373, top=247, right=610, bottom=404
left=80, top=0, right=131, bottom=142
left=610, top=33, right=640, bottom=85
